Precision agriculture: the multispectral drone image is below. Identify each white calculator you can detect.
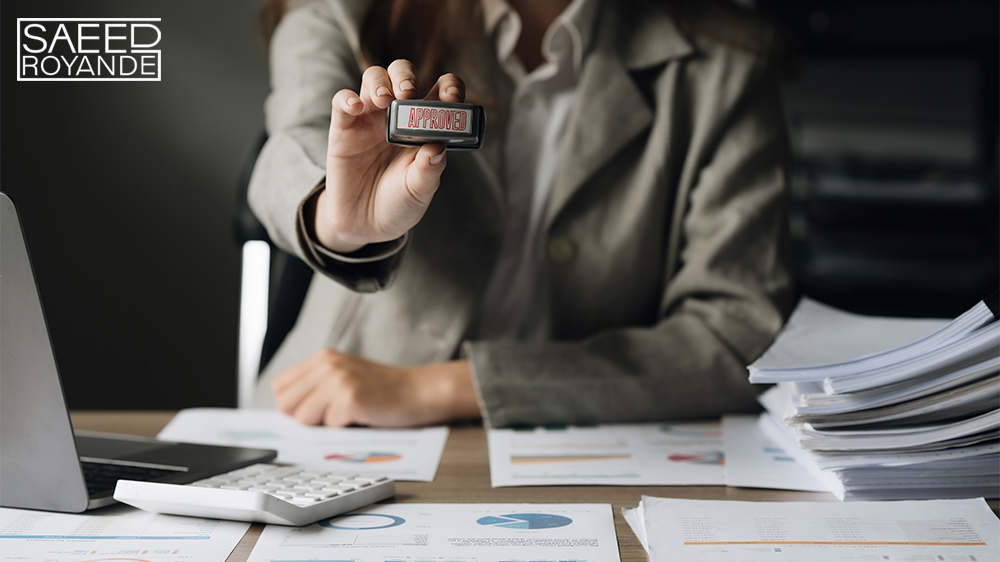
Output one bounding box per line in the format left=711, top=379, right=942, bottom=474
left=114, top=463, right=395, bottom=526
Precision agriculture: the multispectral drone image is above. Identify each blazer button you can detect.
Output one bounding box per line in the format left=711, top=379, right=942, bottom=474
left=546, top=236, right=576, bottom=264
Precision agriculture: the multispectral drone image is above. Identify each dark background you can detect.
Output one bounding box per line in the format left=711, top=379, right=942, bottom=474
left=2, top=0, right=997, bottom=409
left=761, top=0, right=998, bottom=319
left=3, top=1, right=269, bottom=409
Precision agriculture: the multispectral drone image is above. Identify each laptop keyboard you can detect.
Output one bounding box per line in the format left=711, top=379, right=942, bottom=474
left=81, top=461, right=179, bottom=495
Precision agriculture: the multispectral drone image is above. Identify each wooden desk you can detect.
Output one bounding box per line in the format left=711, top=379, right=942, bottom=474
left=72, top=410, right=841, bottom=562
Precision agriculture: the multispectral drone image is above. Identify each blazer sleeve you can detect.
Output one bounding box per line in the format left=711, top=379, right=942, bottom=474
left=247, top=0, right=402, bottom=292
left=465, top=55, right=797, bottom=428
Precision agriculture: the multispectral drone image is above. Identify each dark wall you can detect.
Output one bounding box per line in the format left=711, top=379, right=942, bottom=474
left=3, top=2, right=270, bottom=408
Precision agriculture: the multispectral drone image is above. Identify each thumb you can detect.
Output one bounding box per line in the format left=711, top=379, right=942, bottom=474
left=404, top=143, right=447, bottom=205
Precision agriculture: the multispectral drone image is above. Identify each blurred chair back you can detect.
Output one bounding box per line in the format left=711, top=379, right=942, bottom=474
left=234, top=135, right=314, bottom=407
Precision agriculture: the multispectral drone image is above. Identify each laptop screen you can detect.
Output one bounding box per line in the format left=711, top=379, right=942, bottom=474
left=0, top=192, right=92, bottom=512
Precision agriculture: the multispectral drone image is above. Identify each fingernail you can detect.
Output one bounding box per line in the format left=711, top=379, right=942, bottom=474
left=345, top=97, right=360, bottom=108
left=445, top=86, right=460, bottom=96
left=429, top=151, right=445, bottom=165
left=400, top=79, right=416, bottom=91
left=376, top=85, right=392, bottom=97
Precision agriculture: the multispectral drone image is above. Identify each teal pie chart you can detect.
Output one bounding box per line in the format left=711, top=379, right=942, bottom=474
left=476, top=513, right=573, bottom=529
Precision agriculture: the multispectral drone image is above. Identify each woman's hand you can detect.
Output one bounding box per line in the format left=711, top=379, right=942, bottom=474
left=272, top=350, right=481, bottom=427
left=316, top=59, right=466, bottom=253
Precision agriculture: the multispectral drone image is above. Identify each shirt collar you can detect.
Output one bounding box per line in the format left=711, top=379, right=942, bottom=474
left=481, top=0, right=599, bottom=75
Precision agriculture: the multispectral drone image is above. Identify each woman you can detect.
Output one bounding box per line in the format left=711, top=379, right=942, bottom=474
left=248, top=0, right=796, bottom=428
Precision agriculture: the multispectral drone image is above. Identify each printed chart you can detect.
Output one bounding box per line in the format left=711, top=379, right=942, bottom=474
left=0, top=506, right=248, bottom=562
left=477, top=514, right=574, bottom=530
left=324, top=452, right=403, bottom=463
left=488, top=423, right=726, bottom=486
left=629, top=497, right=1000, bottom=562
left=510, top=453, right=632, bottom=464
left=321, top=513, right=407, bottom=530
left=246, top=503, right=619, bottom=562
left=667, top=452, right=724, bottom=465
left=157, top=408, right=448, bottom=481
left=490, top=418, right=827, bottom=491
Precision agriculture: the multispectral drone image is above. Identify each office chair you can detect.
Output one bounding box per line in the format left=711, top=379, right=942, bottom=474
left=234, top=134, right=314, bottom=407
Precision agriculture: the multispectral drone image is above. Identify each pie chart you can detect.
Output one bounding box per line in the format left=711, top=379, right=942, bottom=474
left=476, top=513, right=573, bottom=529
left=320, top=513, right=406, bottom=530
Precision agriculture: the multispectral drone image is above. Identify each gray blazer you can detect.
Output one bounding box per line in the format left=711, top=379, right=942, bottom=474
left=248, top=0, right=796, bottom=427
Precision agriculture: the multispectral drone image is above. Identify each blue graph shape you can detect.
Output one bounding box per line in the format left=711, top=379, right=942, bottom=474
left=476, top=513, right=573, bottom=529
left=319, top=513, right=406, bottom=530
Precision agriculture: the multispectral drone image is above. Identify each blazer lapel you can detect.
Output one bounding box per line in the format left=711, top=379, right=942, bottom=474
left=545, top=0, right=695, bottom=229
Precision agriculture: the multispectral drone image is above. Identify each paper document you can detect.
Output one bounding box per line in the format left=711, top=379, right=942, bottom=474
left=488, top=422, right=725, bottom=487
left=796, top=369, right=999, bottom=425
left=488, top=420, right=827, bottom=491
left=796, top=408, right=1000, bottom=451
left=721, top=415, right=827, bottom=492
left=158, top=408, right=448, bottom=482
left=621, top=500, right=648, bottom=551
left=824, top=321, right=999, bottom=393
left=246, top=503, right=620, bottom=562
left=0, top=505, right=248, bottom=562
left=624, top=496, right=1000, bottom=562
left=749, top=297, right=952, bottom=376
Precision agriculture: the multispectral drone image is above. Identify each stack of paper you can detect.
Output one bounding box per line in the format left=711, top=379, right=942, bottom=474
left=748, top=295, right=999, bottom=500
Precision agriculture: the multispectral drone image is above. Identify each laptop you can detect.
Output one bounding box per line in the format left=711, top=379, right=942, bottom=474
left=0, top=192, right=277, bottom=513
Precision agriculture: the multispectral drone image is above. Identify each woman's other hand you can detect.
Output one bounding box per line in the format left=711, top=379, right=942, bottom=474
left=272, top=349, right=481, bottom=427
left=316, top=59, right=466, bottom=253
